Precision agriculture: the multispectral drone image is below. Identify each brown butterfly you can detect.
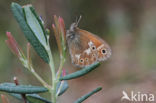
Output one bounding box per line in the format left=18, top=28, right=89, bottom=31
left=66, top=16, right=111, bottom=68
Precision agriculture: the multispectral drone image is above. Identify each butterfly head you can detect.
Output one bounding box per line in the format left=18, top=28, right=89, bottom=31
left=66, top=16, right=82, bottom=42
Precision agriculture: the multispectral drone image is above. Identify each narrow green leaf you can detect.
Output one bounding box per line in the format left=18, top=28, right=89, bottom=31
left=11, top=2, right=49, bottom=63
left=59, top=62, right=100, bottom=80
left=0, top=83, right=48, bottom=94
left=30, top=7, right=48, bottom=41
left=74, top=87, right=102, bottom=103
left=10, top=93, right=52, bottom=103
left=56, top=81, right=68, bottom=96
left=23, top=5, right=47, bottom=47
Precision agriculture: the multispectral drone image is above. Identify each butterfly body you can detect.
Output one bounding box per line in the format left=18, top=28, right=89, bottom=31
left=66, top=22, right=111, bottom=68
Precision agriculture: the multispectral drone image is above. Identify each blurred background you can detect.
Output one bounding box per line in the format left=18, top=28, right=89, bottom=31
left=1, top=0, right=156, bottom=103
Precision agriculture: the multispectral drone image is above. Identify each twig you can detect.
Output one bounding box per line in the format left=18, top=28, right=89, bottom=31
left=13, top=77, right=27, bottom=103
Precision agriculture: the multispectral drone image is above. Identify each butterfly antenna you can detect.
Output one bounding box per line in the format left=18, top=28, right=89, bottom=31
left=75, top=15, right=82, bottom=26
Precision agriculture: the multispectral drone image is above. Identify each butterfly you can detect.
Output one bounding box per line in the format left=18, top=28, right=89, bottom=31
left=66, top=16, right=111, bottom=68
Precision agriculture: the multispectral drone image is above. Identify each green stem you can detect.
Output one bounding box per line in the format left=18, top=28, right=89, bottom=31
left=56, top=57, right=65, bottom=80
left=20, top=57, right=51, bottom=90
left=29, top=66, right=52, bottom=89
left=46, top=44, right=57, bottom=103
left=55, top=57, right=65, bottom=98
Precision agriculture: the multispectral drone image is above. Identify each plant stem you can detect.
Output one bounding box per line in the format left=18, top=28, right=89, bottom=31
left=13, top=77, right=27, bottom=103
left=46, top=44, right=57, bottom=103
left=56, top=57, right=65, bottom=80
left=21, top=58, right=51, bottom=90
left=29, top=66, right=52, bottom=89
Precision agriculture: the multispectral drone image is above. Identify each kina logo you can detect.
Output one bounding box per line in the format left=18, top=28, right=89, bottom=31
left=121, top=90, right=154, bottom=102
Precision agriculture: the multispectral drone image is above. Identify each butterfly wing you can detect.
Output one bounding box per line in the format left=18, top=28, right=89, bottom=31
left=77, top=28, right=111, bottom=62
left=67, top=27, right=111, bottom=68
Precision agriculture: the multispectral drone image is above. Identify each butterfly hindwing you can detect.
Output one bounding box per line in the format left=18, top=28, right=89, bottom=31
left=77, top=28, right=111, bottom=62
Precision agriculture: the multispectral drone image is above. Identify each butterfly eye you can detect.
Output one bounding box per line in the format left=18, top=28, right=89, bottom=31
left=101, top=49, right=106, bottom=54
left=92, top=46, right=96, bottom=50
left=80, top=59, right=84, bottom=63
